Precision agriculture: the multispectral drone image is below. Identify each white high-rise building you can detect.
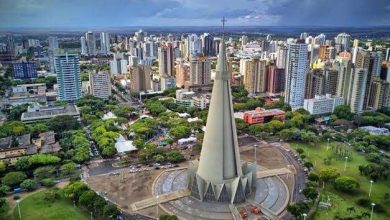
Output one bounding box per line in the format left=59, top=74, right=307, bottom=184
left=285, top=42, right=309, bottom=107
left=80, top=36, right=87, bottom=55
left=100, top=32, right=110, bottom=55
left=188, top=34, right=202, bottom=57
left=276, top=46, right=288, bottom=69
left=350, top=68, right=368, bottom=113
left=85, top=31, right=97, bottom=56
left=335, top=33, right=351, bottom=51
left=110, top=59, right=128, bottom=75
left=90, top=71, right=111, bottom=99
left=48, top=36, right=59, bottom=53
left=386, top=48, right=390, bottom=61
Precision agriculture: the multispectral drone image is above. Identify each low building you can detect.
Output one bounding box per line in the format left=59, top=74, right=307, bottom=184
left=0, top=134, right=37, bottom=165
left=12, top=83, right=46, bottom=95
left=175, top=89, right=195, bottom=108
left=192, top=96, right=209, bottom=110
left=360, top=126, right=390, bottom=136
left=303, top=94, right=344, bottom=115
left=34, top=131, right=61, bottom=153
left=21, top=104, right=80, bottom=124
left=13, top=62, right=37, bottom=79
left=243, top=107, right=286, bottom=125
left=115, top=135, right=138, bottom=154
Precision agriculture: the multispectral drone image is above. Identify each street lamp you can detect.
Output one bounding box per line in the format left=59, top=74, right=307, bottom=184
left=73, top=200, right=76, bottom=208
left=302, top=213, right=307, bottom=220
left=16, top=200, right=21, bottom=219
left=369, top=180, right=374, bottom=198
left=344, top=156, right=348, bottom=171
left=90, top=211, right=93, bottom=220
left=156, top=195, right=159, bottom=218
left=254, top=144, right=258, bottom=167
left=327, top=138, right=330, bottom=150
left=370, top=203, right=375, bottom=220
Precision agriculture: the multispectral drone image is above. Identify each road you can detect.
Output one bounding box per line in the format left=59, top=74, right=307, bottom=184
left=273, top=143, right=306, bottom=202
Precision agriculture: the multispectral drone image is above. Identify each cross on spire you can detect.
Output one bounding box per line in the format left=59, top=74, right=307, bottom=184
left=221, top=17, right=227, bottom=33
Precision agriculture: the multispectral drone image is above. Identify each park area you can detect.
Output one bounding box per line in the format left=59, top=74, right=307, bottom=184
left=8, top=189, right=88, bottom=220
left=289, top=141, right=390, bottom=220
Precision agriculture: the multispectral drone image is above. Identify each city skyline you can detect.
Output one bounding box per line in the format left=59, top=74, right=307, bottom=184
left=1, top=0, right=390, bottom=29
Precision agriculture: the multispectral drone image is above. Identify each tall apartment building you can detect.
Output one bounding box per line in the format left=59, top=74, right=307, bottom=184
left=158, top=43, right=174, bottom=76
left=386, top=48, right=390, bottom=61
left=100, top=32, right=110, bottom=55
left=350, top=68, right=368, bottom=113
left=85, top=31, right=97, bottom=56
left=80, top=36, right=87, bottom=55
left=202, top=33, right=214, bottom=57
left=335, top=33, right=351, bottom=51
left=324, top=69, right=339, bottom=95
left=13, top=62, right=37, bottom=79
left=285, top=42, right=308, bottom=107
left=242, top=58, right=267, bottom=94
left=267, top=64, right=285, bottom=94
left=89, top=71, right=111, bottom=99
left=129, top=65, right=152, bottom=92
left=336, top=58, right=353, bottom=103
left=368, top=77, right=390, bottom=110
left=175, top=60, right=190, bottom=88
left=305, top=69, right=324, bottom=99
left=276, top=46, right=288, bottom=69
left=189, top=54, right=211, bottom=86
left=55, top=53, right=82, bottom=101
left=110, top=58, right=128, bottom=75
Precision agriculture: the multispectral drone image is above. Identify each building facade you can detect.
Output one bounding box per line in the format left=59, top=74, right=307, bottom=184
left=90, top=71, right=111, bottom=99
left=13, top=62, right=37, bottom=79
left=303, top=94, right=344, bottom=115
left=55, top=53, right=82, bottom=101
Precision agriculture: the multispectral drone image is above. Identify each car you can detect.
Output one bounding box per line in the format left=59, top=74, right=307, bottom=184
left=239, top=208, right=248, bottom=218
left=109, top=172, right=120, bottom=176
left=250, top=206, right=261, bottom=214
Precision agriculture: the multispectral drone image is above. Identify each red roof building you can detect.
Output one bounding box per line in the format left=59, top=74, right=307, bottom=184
left=243, top=107, right=286, bottom=125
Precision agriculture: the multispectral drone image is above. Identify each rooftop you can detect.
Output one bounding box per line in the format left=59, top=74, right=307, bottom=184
left=21, top=104, right=80, bottom=122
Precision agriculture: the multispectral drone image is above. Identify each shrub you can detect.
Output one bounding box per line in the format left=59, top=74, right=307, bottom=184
left=308, top=173, right=319, bottom=182
left=2, top=172, right=27, bottom=186
left=20, top=179, right=37, bottom=191
left=0, top=185, right=10, bottom=197
left=334, top=176, right=359, bottom=192
left=41, top=178, right=55, bottom=187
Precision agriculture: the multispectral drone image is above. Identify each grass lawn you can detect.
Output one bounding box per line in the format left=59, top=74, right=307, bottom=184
left=12, top=190, right=89, bottom=220
left=289, top=142, right=390, bottom=220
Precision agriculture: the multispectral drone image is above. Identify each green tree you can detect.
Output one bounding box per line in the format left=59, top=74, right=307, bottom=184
left=14, top=157, right=30, bottom=171
left=0, top=185, right=10, bottom=197
left=333, top=105, right=353, bottom=120
left=169, top=125, right=191, bottom=140
left=2, top=171, right=27, bottom=187
left=47, top=115, right=81, bottom=133
left=287, top=202, right=309, bottom=219
left=160, top=215, right=179, bottom=220
left=20, top=179, right=37, bottom=191
left=103, top=204, right=119, bottom=218
left=41, top=178, right=55, bottom=187
left=302, top=187, right=318, bottom=200
left=166, top=151, right=185, bottom=163
left=334, top=176, right=359, bottom=192
left=33, top=166, right=56, bottom=179
left=63, top=181, right=89, bottom=201
left=0, top=161, right=6, bottom=174
left=79, top=190, right=97, bottom=210
left=319, top=167, right=340, bottom=185
left=44, top=188, right=60, bottom=203
left=60, top=162, right=77, bottom=176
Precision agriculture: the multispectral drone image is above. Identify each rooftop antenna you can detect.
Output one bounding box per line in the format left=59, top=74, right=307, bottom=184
left=221, top=17, right=227, bottom=35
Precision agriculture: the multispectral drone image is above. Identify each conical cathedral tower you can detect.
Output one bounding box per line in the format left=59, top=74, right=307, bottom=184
left=188, top=34, right=256, bottom=204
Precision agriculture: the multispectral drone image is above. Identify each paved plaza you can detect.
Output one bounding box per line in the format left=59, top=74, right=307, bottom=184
left=151, top=166, right=290, bottom=220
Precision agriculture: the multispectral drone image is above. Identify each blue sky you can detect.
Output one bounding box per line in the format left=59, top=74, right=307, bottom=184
left=1, top=0, right=390, bottom=28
